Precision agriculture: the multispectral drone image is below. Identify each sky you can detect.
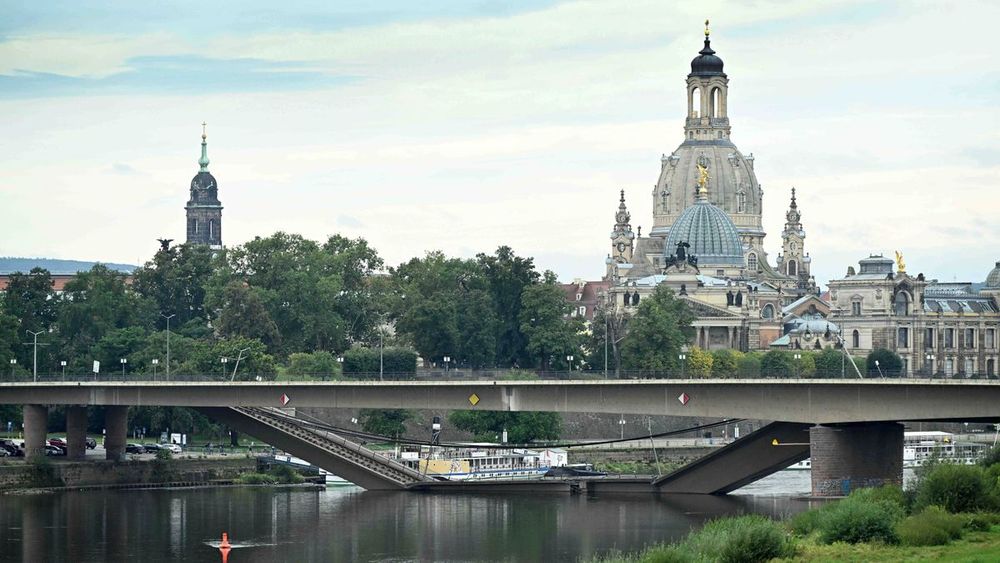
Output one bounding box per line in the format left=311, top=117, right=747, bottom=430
left=1, top=0, right=998, bottom=288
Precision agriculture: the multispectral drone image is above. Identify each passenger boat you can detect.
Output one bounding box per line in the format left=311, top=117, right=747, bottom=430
left=395, top=446, right=569, bottom=481
left=786, top=431, right=988, bottom=470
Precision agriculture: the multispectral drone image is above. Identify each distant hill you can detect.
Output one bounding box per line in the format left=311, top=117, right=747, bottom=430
left=0, top=257, right=137, bottom=275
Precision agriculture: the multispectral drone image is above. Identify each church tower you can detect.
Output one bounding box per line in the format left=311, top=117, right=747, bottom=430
left=776, top=188, right=812, bottom=287
left=606, top=190, right=635, bottom=279
left=185, top=124, right=223, bottom=249
left=651, top=21, right=764, bottom=257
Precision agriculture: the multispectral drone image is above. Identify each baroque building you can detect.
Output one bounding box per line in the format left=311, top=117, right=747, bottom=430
left=828, top=255, right=1000, bottom=377
left=602, top=23, right=817, bottom=351
left=185, top=125, right=223, bottom=249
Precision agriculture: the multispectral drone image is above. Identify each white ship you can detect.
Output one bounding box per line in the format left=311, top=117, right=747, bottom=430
left=396, top=446, right=569, bottom=481
left=787, top=431, right=988, bottom=470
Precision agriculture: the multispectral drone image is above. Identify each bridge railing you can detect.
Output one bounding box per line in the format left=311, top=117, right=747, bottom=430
left=2, top=368, right=998, bottom=383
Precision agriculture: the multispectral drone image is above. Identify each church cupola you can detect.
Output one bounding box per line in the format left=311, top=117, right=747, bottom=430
left=777, top=187, right=811, bottom=288
left=685, top=20, right=731, bottom=143
left=185, top=123, right=223, bottom=249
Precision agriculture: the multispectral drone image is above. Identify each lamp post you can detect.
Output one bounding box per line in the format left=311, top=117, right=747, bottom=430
left=221, top=357, right=229, bottom=379
left=443, top=356, right=451, bottom=374
left=566, top=355, right=574, bottom=373
left=793, top=353, right=802, bottom=378
left=874, top=359, right=884, bottom=379
left=336, top=356, right=344, bottom=379
left=925, top=353, right=935, bottom=377
left=230, top=347, right=250, bottom=381
left=152, top=359, right=159, bottom=379
left=60, top=360, right=67, bottom=380
left=24, top=329, right=49, bottom=383
left=379, top=325, right=384, bottom=381
left=160, top=313, right=175, bottom=380
left=679, top=345, right=689, bottom=378
left=120, top=358, right=127, bottom=379
left=8, top=359, right=15, bottom=378
left=619, top=415, right=626, bottom=440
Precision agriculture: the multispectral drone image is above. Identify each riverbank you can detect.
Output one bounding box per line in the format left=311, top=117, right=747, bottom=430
left=0, top=456, right=259, bottom=492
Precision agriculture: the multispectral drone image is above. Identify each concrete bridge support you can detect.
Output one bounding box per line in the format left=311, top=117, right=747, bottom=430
left=22, top=404, right=48, bottom=459
left=65, top=405, right=88, bottom=460
left=104, top=406, right=127, bottom=461
left=810, top=422, right=903, bottom=497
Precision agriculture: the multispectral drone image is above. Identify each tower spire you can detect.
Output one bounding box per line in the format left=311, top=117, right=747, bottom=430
left=198, top=122, right=210, bottom=172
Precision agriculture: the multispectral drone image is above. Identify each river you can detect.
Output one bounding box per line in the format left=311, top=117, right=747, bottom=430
left=0, top=472, right=828, bottom=562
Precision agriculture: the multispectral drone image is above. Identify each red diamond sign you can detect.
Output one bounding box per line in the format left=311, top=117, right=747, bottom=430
left=677, top=393, right=690, bottom=405
left=280, top=393, right=290, bottom=406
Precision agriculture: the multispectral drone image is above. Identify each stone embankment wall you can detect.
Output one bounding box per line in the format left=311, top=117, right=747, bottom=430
left=0, top=457, right=256, bottom=491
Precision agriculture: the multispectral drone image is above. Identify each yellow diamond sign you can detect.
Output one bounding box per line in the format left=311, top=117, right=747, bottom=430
left=469, top=393, right=480, bottom=406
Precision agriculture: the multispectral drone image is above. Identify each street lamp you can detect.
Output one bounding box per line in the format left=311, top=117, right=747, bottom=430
left=925, top=353, right=935, bottom=377
left=8, top=359, right=15, bottom=377
left=793, top=353, right=802, bottom=378
left=874, top=359, right=884, bottom=378
left=120, top=358, right=128, bottom=379
left=566, top=355, right=574, bottom=372
left=443, top=356, right=451, bottom=373
left=230, top=347, right=251, bottom=381
left=152, top=359, right=159, bottom=379
left=221, top=357, right=229, bottom=379
left=24, top=329, right=49, bottom=382
left=679, top=345, right=689, bottom=378
left=161, top=313, right=176, bottom=380
left=60, top=360, right=67, bottom=380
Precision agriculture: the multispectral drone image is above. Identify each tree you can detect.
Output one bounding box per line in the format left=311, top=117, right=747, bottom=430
left=132, top=243, right=214, bottom=328
left=91, top=327, right=151, bottom=376
left=795, top=352, right=817, bottom=378
left=710, top=349, right=741, bottom=378
left=448, top=410, right=561, bottom=443
left=214, top=281, right=280, bottom=349
left=738, top=351, right=764, bottom=377
left=619, top=285, right=695, bottom=375
left=476, top=246, right=540, bottom=367
left=179, top=337, right=276, bottom=380
left=587, top=306, right=628, bottom=377
left=867, top=348, right=903, bottom=377
left=2, top=268, right=58, bottom=366
left=341, top=347, right=416, bottom=378
left=687, top=346, right=713, bottom=377
left=761, top=350, right=795, bottom=378
left=359, top=409, right=413, bottom=440
left=518, top=276, right=583, bottom=370
left=815, top=347, right=845, bottom=377
left=286, top=351, right=340, bottom=379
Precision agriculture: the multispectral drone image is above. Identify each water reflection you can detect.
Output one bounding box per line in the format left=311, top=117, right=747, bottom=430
left=1, top=486, right=816, bottom=562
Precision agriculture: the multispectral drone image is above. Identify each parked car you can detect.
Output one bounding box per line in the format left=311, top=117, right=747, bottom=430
left=44, top=444, right=66, bottom=456
left=85, top=437, right=97, bottom=449
left=48, top=438, right=67, bottom=448
left=0, top=439, right=19, bottom=456
left=125, top=444, right=146, bottom=454
left=142, top=443, right=161, bottom=452
left=162, top=443, right=183, bottom=454
left=0, top=448, right=8, bottom=457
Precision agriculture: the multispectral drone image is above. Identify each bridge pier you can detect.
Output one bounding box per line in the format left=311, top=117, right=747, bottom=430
left=104, top=406, right=127, bottom=461
left=65, top=406, right=88, bottom=460
left=810, top=422, right=903, bottom=497
left=23, top=405, right=48, bottom=459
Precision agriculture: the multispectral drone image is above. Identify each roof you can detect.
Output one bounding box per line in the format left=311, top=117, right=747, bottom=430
left=664, top=200, right=744, bottom=267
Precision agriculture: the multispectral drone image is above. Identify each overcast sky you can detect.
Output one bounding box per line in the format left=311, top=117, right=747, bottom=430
left=1, top=1, right=998, bottom=287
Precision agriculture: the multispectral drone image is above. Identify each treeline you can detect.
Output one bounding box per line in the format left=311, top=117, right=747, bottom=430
left=0, top=233, right=591, bottom=380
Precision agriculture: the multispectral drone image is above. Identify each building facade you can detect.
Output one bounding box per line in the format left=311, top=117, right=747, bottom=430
left=829, top=256, right=1000, bottom=376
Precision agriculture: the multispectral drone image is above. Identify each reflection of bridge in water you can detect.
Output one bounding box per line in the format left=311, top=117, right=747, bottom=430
left=3, top=378, right=999, bottom=496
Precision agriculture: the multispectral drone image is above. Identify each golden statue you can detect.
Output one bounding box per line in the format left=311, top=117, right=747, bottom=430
left=895, top=250, right=906, bottom=273
left=705, top=19, right=710, bottom=37
left=696, top=163, right=710, bottom=195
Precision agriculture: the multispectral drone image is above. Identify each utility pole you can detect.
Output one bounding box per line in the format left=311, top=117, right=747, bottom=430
left=24, top=330, right=49, bottom=383
left=161, top=314, right=175, bottom=380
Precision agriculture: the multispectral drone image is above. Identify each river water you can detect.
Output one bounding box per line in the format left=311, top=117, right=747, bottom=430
left=1, top=472, right=824, bottom=562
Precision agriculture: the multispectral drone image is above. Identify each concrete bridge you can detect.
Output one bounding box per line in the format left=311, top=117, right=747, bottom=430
left=3, top=378, right=998, bottom=495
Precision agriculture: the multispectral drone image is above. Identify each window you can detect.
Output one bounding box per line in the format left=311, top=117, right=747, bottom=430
left=898, top=327, right=909, bottom=348
left=209, top=219, right=215, bottom=238
left=945, top=328, right=955, bottom=349
left=747, top=252, right=758, bottom=271
left=988, top=329, right=996, bottom=349
left=852, top=301, right=862, bottom=316
left=788, top=260, right=797, bottom=277
left=946, top=358, right=955, bottom=376
left=924, top=328, right=934, bottom=349
left=901, top=358, right=909, bottom=375
left=737, top=191, right=746, bottom=213
left=578, top=306, right=587, bottom=316
left=852, top=330, right=860, bottom=348
left=716, top=269, right=725, bottom=277
left=894, top=292, right=910, bottom=316
left=761, top=304, right=774, bottom=319
left=964, top=358, right=975, bottom=376
left=575, top=293, right=582, bottom=301
left=988, top=359, right=996, bottom=377
left=965, top=328, right=976, bottom=349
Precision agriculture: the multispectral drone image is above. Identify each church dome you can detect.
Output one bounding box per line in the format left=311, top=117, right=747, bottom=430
left=987, top=261, right=1000, bottom=288
left=690, top=37, right=725, bottom=77
left=664, top=198, right=744, bottom=267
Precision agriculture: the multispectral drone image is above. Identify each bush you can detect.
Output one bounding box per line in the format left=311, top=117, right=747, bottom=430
left=848, top=484, right=907, bottom=521
left=866, top=347, right=903, bottom=376
left=736, top=352, right=762, bottom=377
left=684, top=515, right=795, bottom=563
left=958, top=512, right=994, bottom=532
left=818, top=496, right=900, bottom=544
left=897, top=506, right=964, bottom=546
left=789, top=505, right=827, bottom=536
left=914, top=464, right=993, bottom=513
left=269, top=464, right=305, bottom=484
left=342, top=346, right=417, bottom=378
left=761, top=350, right=795, bottom=378
left=980, top=444, right=1000, bottom=468
left=710, top=349, right=740, bottom=378
left=236, top=472, right=278, bottom=485
left=155, top=448, right=173, bottom=461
